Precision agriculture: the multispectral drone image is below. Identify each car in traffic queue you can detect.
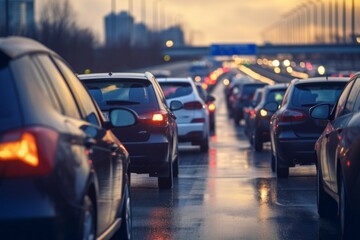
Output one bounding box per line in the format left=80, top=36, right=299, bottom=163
left=0, top=37, right=132, bottom=239
left=243, top=87, right=264, bottom=141
left=157, top=77, right=210, bottom=152
left=269, top=77, right=348, bottom=178
left=232, top=81, right=268, bottom=125
left=310, top=72, right=360, bottom=239
left=195, top=82, right=216, bottom=132
left=248, top=84, right=288, bottom=152
left=79, top=72, right=182, bottom=189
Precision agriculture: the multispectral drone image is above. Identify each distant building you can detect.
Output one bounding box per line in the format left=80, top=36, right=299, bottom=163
left=131, top=23, right=150, bottom=47
left=160, top=26, right=185, bottom=47
left=104, top=11, right=134, bottom=47
left=0, top=0, right=35, bottom=36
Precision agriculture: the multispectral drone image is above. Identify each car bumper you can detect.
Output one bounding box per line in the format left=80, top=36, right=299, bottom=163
left=178, top=123, right=207, bottom=142
left=124, top=134, right=170, bottom=177
left=276, top=137, right=317, bottom=168
left=0, top=179, right=81, bottom=239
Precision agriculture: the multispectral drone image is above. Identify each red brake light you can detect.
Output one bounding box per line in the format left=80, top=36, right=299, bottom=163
left=278, top=109, right=307, bottom=123
left=184, top=101, right=204, bottom=110
left=0, top=127, right=58, bottom=178
left=140, top=111, right=168, bottom=126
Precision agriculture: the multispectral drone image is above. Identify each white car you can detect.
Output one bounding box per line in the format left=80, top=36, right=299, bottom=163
left=157, top=77, right=210, bottom=152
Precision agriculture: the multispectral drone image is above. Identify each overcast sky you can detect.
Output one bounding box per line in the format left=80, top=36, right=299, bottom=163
left=34, top=0, right=300, bottom=45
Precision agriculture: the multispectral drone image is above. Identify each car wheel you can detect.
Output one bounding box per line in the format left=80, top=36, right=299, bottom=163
left=113, top=175, right=132, bottom=240
left=81, top=196, right=96, bottom=240
left=173, top=156, right=179, bottom=178
left=158, top=157, right=173, bottom=189
left=234, top=114, right=240, bottom=126
left=275, top=153, right=289, bottom=178
left=317, top=165, right=337, bottom=218
left=271, top=150, right=275, bottom=172
left=340, top=174, right=355, bottom=239
left=253, top=130, right=263, bottom=152
left=200, top=136, right=209, bottom=152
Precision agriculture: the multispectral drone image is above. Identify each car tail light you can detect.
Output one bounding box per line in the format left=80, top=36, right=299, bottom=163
left=278, top=109, right=307, bottom=123
left=0, top=127, right=58, bottom=178
left=139, top=111, right=169, bottom=127
left=250, top=109, right=256, bottom=118
left=208, top=103, right=216, bottom=112
left=184, top=101, right=204, bottom=110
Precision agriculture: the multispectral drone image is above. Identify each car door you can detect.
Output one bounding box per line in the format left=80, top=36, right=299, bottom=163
left=36, top=54, right=117, bottom=234
left=324, top=79, right=358, bottom=192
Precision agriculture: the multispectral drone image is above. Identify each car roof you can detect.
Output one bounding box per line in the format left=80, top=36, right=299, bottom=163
left=78, top=72, right=154, bottom=81
left=264, top=83, right=289, bottom=90
left=291, top=77, right=349, bottom=85
left=0, top=36, right=55, bottom=59
left=156, top=77, right=193, bottom=83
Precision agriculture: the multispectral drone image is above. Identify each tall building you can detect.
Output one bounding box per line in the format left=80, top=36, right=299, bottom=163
left=104, top=11, right=134, bottom=47
left=0, top=0, right=35, bottom=36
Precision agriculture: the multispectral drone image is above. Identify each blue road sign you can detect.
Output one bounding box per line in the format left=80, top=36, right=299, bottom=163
left=210, top=44, right=257, bottom=56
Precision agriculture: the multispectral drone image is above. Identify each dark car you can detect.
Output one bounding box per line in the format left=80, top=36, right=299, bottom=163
left=0, top=37, right=132, bottom=239
left=195, top=82, right=216, bottom=132
left=310, top=73, right=360, bottom=239
left=269, top=77, right=348, bottom=178
left=79, top=72, right=182, bottom=189
left=232, top=82, right=268, bottom=125
left=249, top=84, right=288, bottom=152
left=243, top=87, right=264, bottom=140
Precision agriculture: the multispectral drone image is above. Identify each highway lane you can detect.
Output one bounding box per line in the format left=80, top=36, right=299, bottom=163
left=129, top=76, right=341, bottom=239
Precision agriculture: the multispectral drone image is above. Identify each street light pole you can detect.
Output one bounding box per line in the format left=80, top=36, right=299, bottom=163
left=351, top=0, right=355, bottom=43
left=335, top=0, right=339, bottom=43
left=343, top=0, right=346, bottom=43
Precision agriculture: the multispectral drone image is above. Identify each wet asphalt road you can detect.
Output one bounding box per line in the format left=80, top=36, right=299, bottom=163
left=130, top=81, right=341, bottom=240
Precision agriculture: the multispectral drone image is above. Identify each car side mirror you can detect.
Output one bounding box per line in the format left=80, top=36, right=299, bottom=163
left=206, top=95, right=216, bottom=102
left=264, top=102, right=279, bottom=112
left=309, top=104, right=331, bottom=120
left=109, top=108, right=137, bottom=127
left=170, top=100, right=183, bottom=111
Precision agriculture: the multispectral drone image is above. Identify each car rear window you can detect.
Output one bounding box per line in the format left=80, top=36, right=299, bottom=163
left=266, top=89, right=287, bottom=103
left=82, top=79, right=158, bottom=109
left=292, top=82, right=347, bottom=107
left=242, top=84, right=267, bottom=96
left=159, top=82, right=193, bottom=99
left=0, top=60, right=22, bottom=132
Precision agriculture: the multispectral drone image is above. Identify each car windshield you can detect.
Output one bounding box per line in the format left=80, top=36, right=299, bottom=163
left=82, top=79, right=158, bottom=109
left=159, top=82, right=193, bottom=99
left=242, top=84, right=267, bottom=97
left=292, top=82, right=347, bottom=107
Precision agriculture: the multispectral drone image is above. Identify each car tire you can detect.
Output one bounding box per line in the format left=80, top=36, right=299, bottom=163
left=271, top=151, right=275, bottom=173
left=158, top=158, right=173, bottom=189
left=200, top=136, right=209, bottom=152
left=173, top=156, right=179, bottom=178
left=275, top=153, right=289, bottom=178
left=81, top=196, right=96, bottom=240
left=253, top=130, right=263, bottom=152
left=317, top=165, right=337, bottom=218
left=340, top=174, right=355, bottom=239
left=113, top=175, right=132, bottom=240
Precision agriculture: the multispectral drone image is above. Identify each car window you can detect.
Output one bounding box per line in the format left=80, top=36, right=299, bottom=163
left=54, top=58, right=100, bottom=126
left=0, top=61, right=21, bottom=132
left=266, top=89, right=287, bottom=103
left=292, top=82, right=346, bottom=107
left=35, top=55, right=81, bottom=119
left=242, top=84, right=266, bottom=97
left=350, top=78, right=360, bottom=112
left=344, top=77, right=360, bottom=113
left=334, top=80, right=354, bottom=118
left=159, top=82, right=193, bottom=99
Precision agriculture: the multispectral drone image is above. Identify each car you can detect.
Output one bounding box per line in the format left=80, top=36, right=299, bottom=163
left=269, top=77, right=348, bottom=178
left=79, top=72, right=182, bottom=189
left=310, top=72, right=360, bottom=239
left=157, top=77, right=210, bottom=152
left=248, top=84, right=288, bottom=152
left=188, top=60, right=212, bottom=83
left=232, top=82, right=268, bottom=125
left=195, top=82, right=216, bottom=132
left=243, top=88, right=264, bottom=141
left=0, top=37, right=132, bottom=239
